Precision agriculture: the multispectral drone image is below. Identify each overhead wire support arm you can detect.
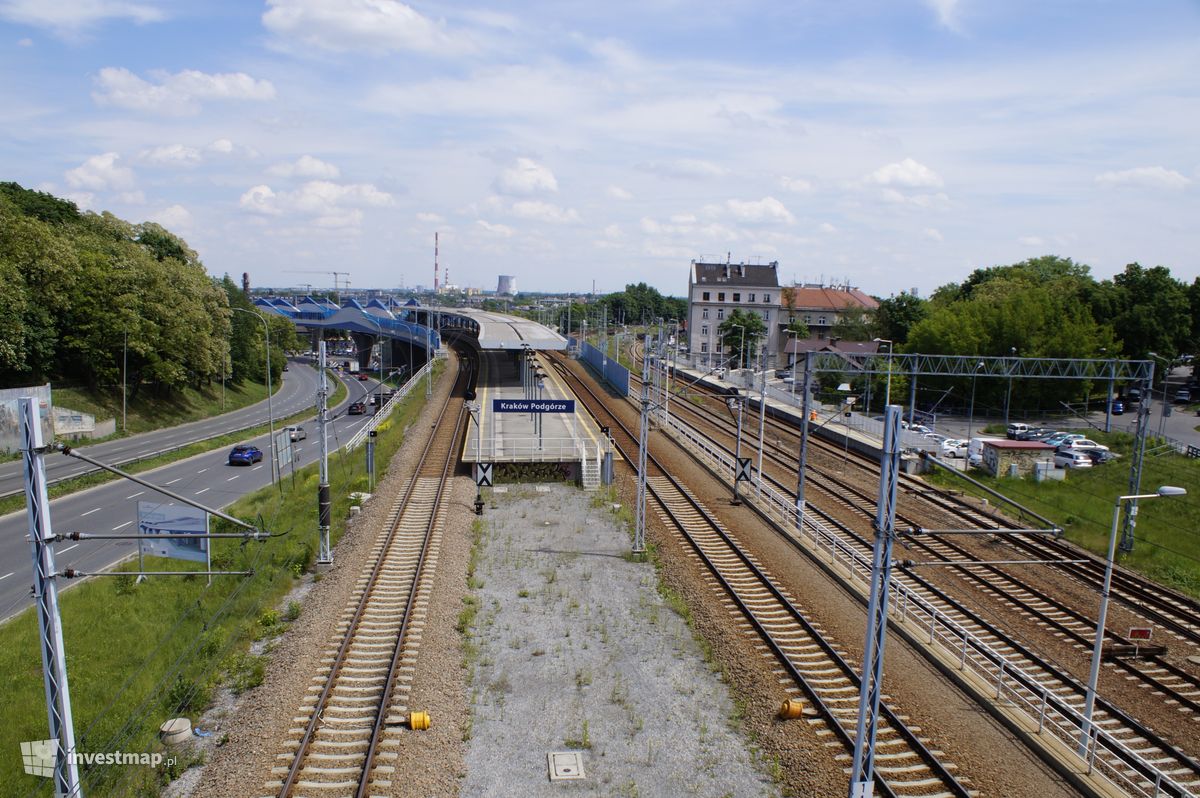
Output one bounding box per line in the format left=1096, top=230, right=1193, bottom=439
left=57, top=444, right=259, bottom=533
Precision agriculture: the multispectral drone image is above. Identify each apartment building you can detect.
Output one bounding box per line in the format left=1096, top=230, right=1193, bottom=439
left=686, top=259, right=780, bottom=367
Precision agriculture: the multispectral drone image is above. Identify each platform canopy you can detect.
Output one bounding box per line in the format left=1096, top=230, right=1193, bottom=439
left=431, top=307, right=567, bottom=351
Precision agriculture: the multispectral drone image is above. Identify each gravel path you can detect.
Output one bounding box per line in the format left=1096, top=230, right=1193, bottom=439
left=459, top=483, right=782, bottom=798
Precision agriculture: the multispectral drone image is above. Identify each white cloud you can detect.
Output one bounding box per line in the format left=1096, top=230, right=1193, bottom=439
left=115, top=190, right=144, bottom=204
left=880, top=188, right=950, bottom=208
left=820, top=222, right=837, bottom=234
left=148, top=204, right=192, bottom=230
left=64, top=191, right=95, bottom=209
left=869, top=158, right=944, bottom=188
left=17, top=37, right=32, bottom=46
left=476, top=220, right=514, bottom=237
left=207, top=138, right=234, bottom=154
left=141, top=144, right=202, bottom=166
left=416, top=212, right=444, bottom=223
left=0, top=0, right=164, bottom=35
left=65, top=152, right=134, bottom=191
left=726, top=197, right=794, bottom=224
left=641, top=158, right=727, bottom=180
left=510, top=200, right=580, bottom=224
left=925, top=0, right=961, bottom=31
left=239, top=180, right=393, bottom=228
left=923, top=227, right=944, bottom=242
left=779, top=176, right=813, bottom=194
left=92, top=67, right=276, bottom=116
left=495, top=158, right=557, bottom=195
left=263, top=0, right=473, bottom=55
left=603, top=224, right=623, bottom=239
left=1095, top=166, right=1190, bottom=190
left=267, top=155, right=340, bottom=179
left=607, top=185, right=633, bottom=201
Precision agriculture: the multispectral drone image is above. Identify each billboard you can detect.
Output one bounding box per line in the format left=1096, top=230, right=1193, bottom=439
left=138, top=502, right=209, bottom=564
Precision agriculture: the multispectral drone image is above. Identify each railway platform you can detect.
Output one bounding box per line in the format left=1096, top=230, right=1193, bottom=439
left=464, top=349, right=611, bottom=487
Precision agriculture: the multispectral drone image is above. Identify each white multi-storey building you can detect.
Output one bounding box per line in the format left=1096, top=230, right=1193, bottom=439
left=686, top=259, right=780, bottom=368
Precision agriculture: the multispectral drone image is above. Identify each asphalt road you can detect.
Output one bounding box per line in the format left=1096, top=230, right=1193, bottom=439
left=0, top=361, right=324, bottom=495
left=0, top=369, right=391, bottom=618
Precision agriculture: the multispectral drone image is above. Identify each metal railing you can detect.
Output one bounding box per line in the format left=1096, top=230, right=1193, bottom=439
left=467, top=436, right=590, bottom=463
left=345, top=361, right=433, bottom=452
left=656, top=409, right=1192, bottom=798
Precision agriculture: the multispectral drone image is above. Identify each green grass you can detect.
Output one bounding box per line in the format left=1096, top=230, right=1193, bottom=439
left=926, top=430, right=1200, bottom=597
left=0, top=362, right=442, bottom=795
left=0, top=373, right=347, bottom=517
left=53, top=377, right=275, bottom=439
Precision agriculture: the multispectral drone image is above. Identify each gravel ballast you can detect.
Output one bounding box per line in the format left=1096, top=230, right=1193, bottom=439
left=460, top=483, right=782, bottom=798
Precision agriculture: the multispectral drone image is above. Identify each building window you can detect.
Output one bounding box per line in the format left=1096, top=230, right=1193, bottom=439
left=763, top=293, right=771, bottom=303
left=717, top=308, right=725, bottom=320
left=763, top=310, right=769, bottom=322
left=748, top=293, right=756, bottom=302
left=733, top=292, right=741, bottom=302
left=805, top=314, right=812, bottom=324
left=701, top=325, right=708, bottom=335
left=702, top=291, right=710, bottom=301
left=718, top=292, right=725, bottom=302
left=701, top=342, right=708, bottom=353
left=818, top=315, right=827, bottom=326
left=702, top=308, right=709, bottom=320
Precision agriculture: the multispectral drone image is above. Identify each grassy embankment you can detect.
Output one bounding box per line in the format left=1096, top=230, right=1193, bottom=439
left=0, top=362, right=443, bottom=795
left=926, top=429, right=1200, bottom=598
left=0, top=375, right=347, bottom=518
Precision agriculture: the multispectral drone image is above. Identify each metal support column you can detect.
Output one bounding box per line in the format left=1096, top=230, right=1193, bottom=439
left=634, top=346, right=651, bottom=554
left=756, top=353, right=767, bottom=498
left=730, top=396, right=745, bottom=505
left=849, top=404, right=902, bottom=798
left=1121, top=374, right=1153, bottom=552
left=23, top=397, right=83, bottom=798
left=796, top=351, right=815, bottom=527
left=317, top=341, right=333, bottom=564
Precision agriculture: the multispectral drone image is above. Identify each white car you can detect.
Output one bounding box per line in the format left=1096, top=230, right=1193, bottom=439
left=286, top=425, right=307, bottom=442
left=941, top=439, right=968, bottom=458
left=1058, top=439, right=1109, bottom=454
left=1054, top=450, right=1092, bottom=469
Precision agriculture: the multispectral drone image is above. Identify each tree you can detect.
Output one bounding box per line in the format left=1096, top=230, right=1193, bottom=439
left=830, top=307, right=872, bottom=341
left=718, top=309, right=766, bottom=368
left=1090, top=263, right=1191, bottom=359
left=874, top=293, right=927, bottom=345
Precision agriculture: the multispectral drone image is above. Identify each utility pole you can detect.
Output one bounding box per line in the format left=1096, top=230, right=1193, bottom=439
left=796, top=351, right=814, bottom=527
left=22, top=397, right=83, bottom=798
left=317, top=341, right=332, bottom=564
left=634, top=345, right=651, bottom=554
left=756, top=347, right=767, bottom=498
left=849, top=404, right=902, bottom=798
left=122, top=330, right=128, bottom=434
left=729, top=395, right=745, bottom=505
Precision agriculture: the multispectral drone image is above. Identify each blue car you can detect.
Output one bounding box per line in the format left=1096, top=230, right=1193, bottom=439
left=1111, top=400, right=1125, bottom=415
left=228, top=444, right=264, bottom=466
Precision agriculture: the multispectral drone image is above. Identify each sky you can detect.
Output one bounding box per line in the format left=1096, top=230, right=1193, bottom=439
left=1, top=1, right=1198, bottom=299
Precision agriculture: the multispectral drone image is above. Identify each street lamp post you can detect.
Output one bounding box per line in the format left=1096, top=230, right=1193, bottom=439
left=873, top=337, right=893, bottom=409
left=967, top=361, right=983, bottom=441
left=232, top=307, right=277, bottom=485
left=1080, top=486, right=1186, bottom=756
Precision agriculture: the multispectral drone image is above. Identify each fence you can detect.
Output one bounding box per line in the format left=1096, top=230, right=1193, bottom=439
left=345, top=360, right=433, bottom=452
left=580, top=341, right=630, bottom=396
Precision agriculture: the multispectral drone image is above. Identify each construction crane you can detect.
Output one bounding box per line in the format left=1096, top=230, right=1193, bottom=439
left=285, top=271, right=350, bottom=304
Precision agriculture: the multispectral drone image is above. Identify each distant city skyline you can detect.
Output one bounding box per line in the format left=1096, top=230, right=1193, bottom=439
left=2, top=1, right=1197, bottom=298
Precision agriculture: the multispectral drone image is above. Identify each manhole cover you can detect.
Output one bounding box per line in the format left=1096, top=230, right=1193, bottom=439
left=547, top=751, right=585, bottom=781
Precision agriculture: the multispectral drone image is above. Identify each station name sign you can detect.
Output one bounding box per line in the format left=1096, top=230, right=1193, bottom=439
left=493, top=399, right=575, bottom=413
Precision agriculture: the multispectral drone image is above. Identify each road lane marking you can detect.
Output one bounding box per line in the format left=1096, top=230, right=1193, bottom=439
left=251, top=465, right=263, bottom=471
left=126, top=491, right=144, bottom=499
left=0, top=573, right=13, bottom=581
left=59, top=544, right=79, bottom=555
left=112, top=521, right=133, bottom=531
left=195, top=488, right=210, bottom=495
left=197, top=468, right=208, bottom=474
left=226, top=475, right=239, bottom=482
left=80, top=508, right=101, bottom=517
left=164, top=478, right=181, bottom=485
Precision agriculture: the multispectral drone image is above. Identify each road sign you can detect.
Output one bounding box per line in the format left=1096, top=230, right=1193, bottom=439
left=138, top=502, right=208, bottom=564
left=475, top=462, right=493, bottom=487
left=1128, top=627, right=1153, bottom=641
left=736, top=457, right=752, bottom=482
left=492, top=399, right=575, bottom=413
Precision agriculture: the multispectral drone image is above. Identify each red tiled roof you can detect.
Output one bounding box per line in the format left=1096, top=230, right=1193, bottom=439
left=785, top=286, right=879, bottom=311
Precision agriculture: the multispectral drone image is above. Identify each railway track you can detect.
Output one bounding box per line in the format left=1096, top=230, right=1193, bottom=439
left=631, top=340, right=1200, bottom=654
left=265, top=355, right=469, bottom=798
left=611, top=346, right=1200, bottom=796
left=551, top=354, right=973, bottom=798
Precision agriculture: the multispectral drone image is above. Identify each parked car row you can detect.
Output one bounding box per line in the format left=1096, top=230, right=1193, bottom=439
left=1002, top=423, right=1117, bottom=468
